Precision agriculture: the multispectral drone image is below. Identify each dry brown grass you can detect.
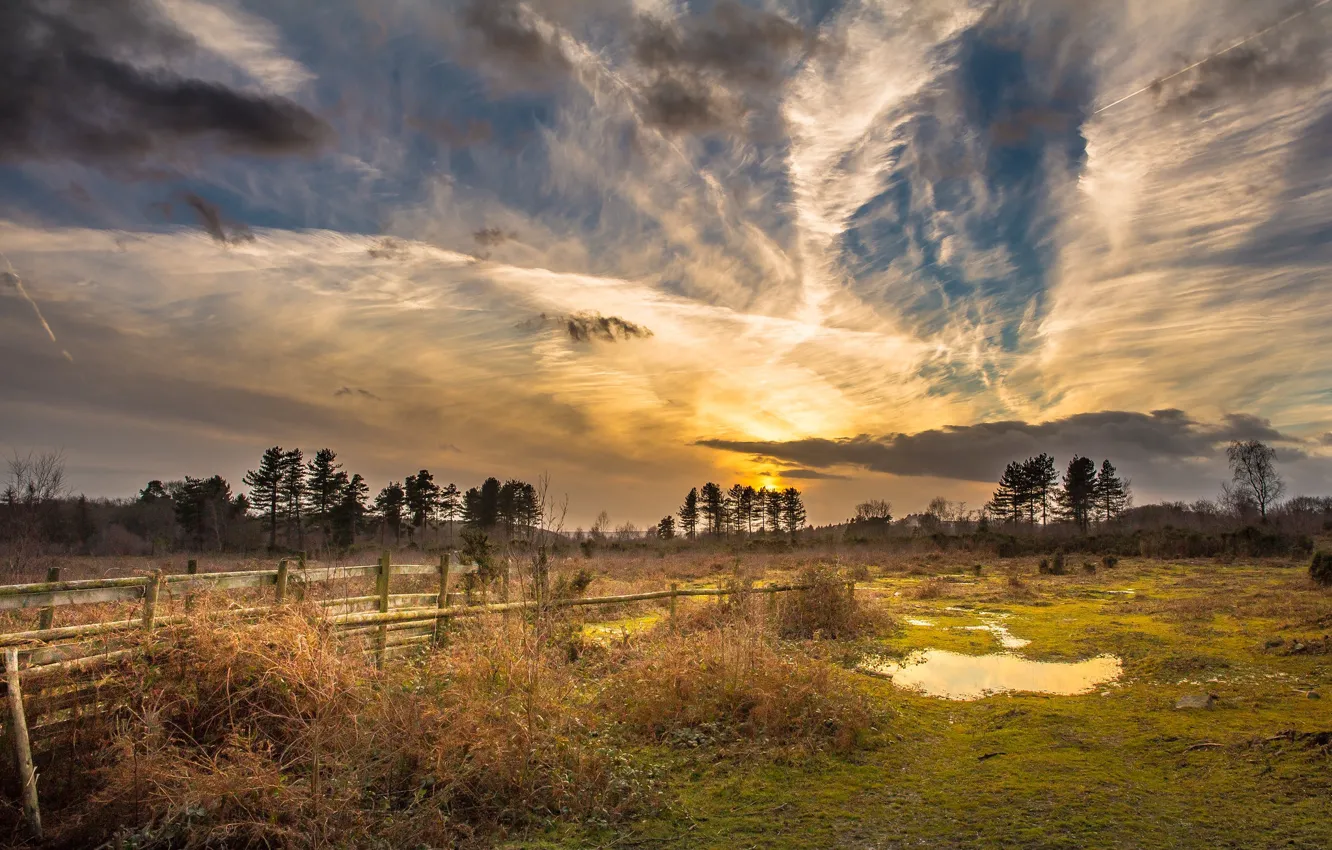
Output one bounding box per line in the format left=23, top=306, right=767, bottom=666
left=599, top=621, right=870, bottom=751
left=30, top=580, right=873, bottom=848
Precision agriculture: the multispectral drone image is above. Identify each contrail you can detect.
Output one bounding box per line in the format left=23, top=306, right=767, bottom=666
left=1, top=251, right=74, bottom=362
left=1093, top=0, right=1332, bottom=115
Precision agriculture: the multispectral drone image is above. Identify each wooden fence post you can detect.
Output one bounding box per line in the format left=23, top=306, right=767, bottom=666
left=4, top=648, right=41, bottom=840
left=37, top=567, right=60, bottom=631
left=142, top=571, right=162, bottom=632
left=184, top=559, right=198, bottom=613
left=669, top=583, right=678, bottom=628
left=275, top=559, right=289, bottom=606
left=434, top=553, right=452, bottom=646
left=376, top=552, right=391, bottom=668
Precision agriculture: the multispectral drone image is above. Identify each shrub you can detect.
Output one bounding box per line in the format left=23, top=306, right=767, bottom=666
left=774, top=565, right=888, bottom=639
left=601, top=623, right=869, bottom=751
left=55, top=607, right=653, bottom=848
left=1082, top=560, right=1097, bottom=574
left=1102, top=554, right=1120, bottom=569
left=1312, top=551, right=1332, bottom=588
left=1038, top=558, right=1050, bottom=574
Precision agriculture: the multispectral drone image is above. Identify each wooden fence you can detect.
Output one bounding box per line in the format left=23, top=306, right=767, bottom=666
left=0, top=554, right=831, bottom=838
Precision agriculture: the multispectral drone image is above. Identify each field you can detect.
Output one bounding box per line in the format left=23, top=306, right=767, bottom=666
left=2, top=549, right=1330, bottom=848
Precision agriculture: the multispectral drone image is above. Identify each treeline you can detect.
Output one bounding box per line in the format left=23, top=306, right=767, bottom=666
left=986, top=454, right=1131, bottom=530
left=664, top=483, right=807, bottom=539
left=239, top=446, right=546, bottom=550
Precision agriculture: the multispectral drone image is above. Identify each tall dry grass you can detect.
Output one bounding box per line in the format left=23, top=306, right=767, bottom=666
left=31, top=582, right=878, bottom=849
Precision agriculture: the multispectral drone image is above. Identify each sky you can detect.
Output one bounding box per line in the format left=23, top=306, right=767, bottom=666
left=2, top=0, right=1332, bottom=528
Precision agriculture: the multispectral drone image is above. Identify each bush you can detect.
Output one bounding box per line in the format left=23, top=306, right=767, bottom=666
left=601, top=623, right=869, bottom=751
left=1312, top=551, right=1332, bottom=587
left=1038, top=552, right=1067, bottom=575
left=777, top=565, right=885, bottom=639
left=1102, top=554, right=1120, bottom=569
left=55, top=607, right=653, bottom=848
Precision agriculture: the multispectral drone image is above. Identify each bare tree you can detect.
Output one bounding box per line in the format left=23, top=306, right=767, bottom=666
left=2, top=450, right=68, bottom=577
left=853, top=499, right=893, bottom=522
left=1225, top=440, right=1285, bottom=522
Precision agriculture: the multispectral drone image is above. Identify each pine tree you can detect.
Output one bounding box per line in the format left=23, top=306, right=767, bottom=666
left=405, top=469, right=440, bottom=542
left=440, top=483, right=461, bottom=539
left=725, top=484, right=746, bottom=535
left=700, top=482, right=724, bottom=535
left=462, top=487, right=483, bottom=528
left=375, top=481, right=406, bottom=544
left=781, top=487, right=807, bottom=534
left=305, top=449, right=343, bottom=542
left=742, top=485, right=759, bottom=532
left=280, top=448, right=306, bottom=550
left=657, top=515, right=676, bottom=540
left=1056, top=456, right=1098, bottom=532
left=1093, top=460, right=1131, bottom=524
left=1024, top=453, right=1058, bottom=525
left=989, top=461, right=1025, bottom=525
left=764, top=487, right=783, bottom=533
left=243, top=446, right=285, bottom=550
left=330, top=473, right=368, bottom=549
left=679, top=487, right=699, bottom=539
left=478, top=477, right=501, bottom=528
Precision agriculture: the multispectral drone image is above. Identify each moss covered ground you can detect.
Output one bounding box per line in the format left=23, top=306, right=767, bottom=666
left=520, top=558, right=1332, bottom=849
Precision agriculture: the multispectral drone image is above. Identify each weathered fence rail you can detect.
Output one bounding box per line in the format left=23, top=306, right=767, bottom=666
left=0, top=554, right=835, bottom=839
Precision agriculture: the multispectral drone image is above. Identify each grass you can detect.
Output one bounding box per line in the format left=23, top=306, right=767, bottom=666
left=3, top=553, right=1331, bottom=848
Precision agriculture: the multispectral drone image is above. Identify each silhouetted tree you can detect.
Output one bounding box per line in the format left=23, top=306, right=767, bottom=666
left=1056, top=456, right=1097, bottom=532
left=657, top=515, right=676, bottom=540
left=306, top=449, right=343, bottom=542
left=405, top=469, right=440, bottom=542
left=281, top=448, right=306, bottom=550
left=1093, top=459, right=1131, bottom=524
left=989, top=461, right=1026, bottom=525
left=679, top=487, right=699, bottom=539
left=330, top=473, right=369, bottom=549
left=243, top=446, right=285, bottom=550
left=1226, top=440, right=1284, bottom=521
left=780, top=487, right=806, bottom=534
left=726, top=484, right=746, bottom=534
left=462, top=487, right=483, bottom=528
left=1025, top=453, right=1058, bottom=524
left=138, top=480, right=170, bottom=503
left=478, top=477, right=501, bottom=528
left=763, top=487, right=783, bottom=533
left=700, top=482, right=725, bottom=536
left=375, top=481, right=406, bottom=544
left=440, top=483, right=461, bottom=539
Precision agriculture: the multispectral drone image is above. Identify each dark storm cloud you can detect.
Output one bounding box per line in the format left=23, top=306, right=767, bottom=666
left=0, top=0, right=329, bottom=165
left=698, top=410, right=1304, bottom=483
left=631, top=0, right=817, bottom=133
left=640, top=75, right=728, bottom=132
left=459, top=0, right=571, bottom=82
left=632, top=1, right=807, bottom=85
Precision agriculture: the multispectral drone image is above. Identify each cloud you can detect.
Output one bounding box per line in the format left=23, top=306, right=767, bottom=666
left=518, top=311, right=654, bottom=343
left=334, top=386, right=380, bottom=400
left=0, top=0, right=329, bottom=165
left=1154, top=14, right=1328, bottom=112
left=456, top=0, right=571, bottom=88
left=473, top=227, right=516, bottom=248
left=771, top=468, right=850, bottom=481
left=631, top=0, right=817, bottom=133
left=697, top=409, right=1305, bottom=484
left=182, top=193, right=252, bottom=244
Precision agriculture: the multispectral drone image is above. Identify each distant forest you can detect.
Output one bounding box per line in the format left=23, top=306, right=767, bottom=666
left=1, top=438, right=1328, bottom=575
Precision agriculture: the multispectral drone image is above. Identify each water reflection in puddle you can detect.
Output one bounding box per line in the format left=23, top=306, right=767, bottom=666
left=861, top=650, right=1122, bottom=700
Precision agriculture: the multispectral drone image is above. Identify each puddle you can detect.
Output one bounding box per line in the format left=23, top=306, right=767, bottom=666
left=861, top=650, right=1122, bottom=700
left=964, top=622, right=1030, bottom=650
left=906, top=618, right=935, bottom=627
